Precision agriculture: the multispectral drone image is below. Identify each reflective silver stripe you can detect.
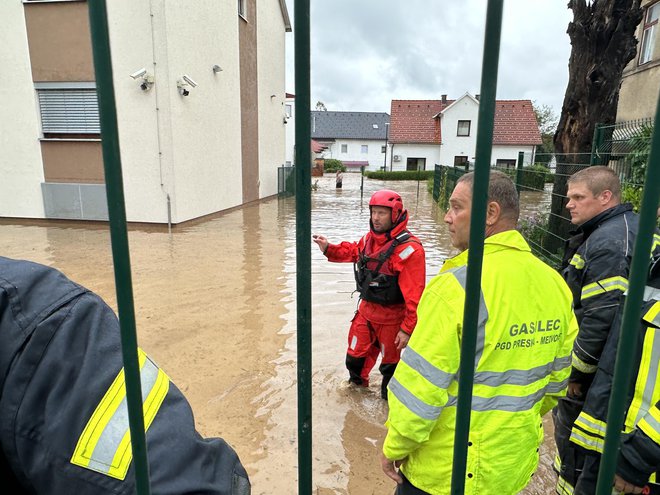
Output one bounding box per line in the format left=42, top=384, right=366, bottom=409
left=451, top=266, right=488, bottom=365
left=634, top=330, right=660, bottom=426
left=473, top=355, right=571, bottom=387
left=570, top=428, right=604, bottom=453
left=388, top=377, right=442, bottom=420
left=400, top=347, right=455, bottom=389
left=88, top=357, right=160, bottom=474
left=575, top=413, right=607, bottom=436
left=643, top=285, right=660, bottom=303
left=640, top=409, right=660, bottom=437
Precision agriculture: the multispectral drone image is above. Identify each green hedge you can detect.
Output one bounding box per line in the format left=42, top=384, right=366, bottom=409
left=364, top=170, right=435, bottom=181
left=323, top=159, right=346, bottom=173
left=499, top=164, right=553, bottom=191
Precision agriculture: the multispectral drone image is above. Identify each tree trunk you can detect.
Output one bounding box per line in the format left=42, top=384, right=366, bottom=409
left=545, top=0, right=643, bottom=255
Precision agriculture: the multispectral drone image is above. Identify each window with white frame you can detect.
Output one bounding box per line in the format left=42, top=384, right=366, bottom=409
left=35, top=83, right=100, bottom=138
left=285, top=104, right=292, bottom=118
left=238, top=0, right=247, bottom=19
left=457, top=120, right=471, bottom=137
left=341, top=144, right=348, bottom=153
left=640, top=2, right=660, bottom=65
left=361, top=145, right=368, bottom=153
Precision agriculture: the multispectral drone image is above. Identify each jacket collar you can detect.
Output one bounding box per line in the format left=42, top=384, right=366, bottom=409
left=442, top=230, right=530, bottom=271
left=570, top=203, right=633, bottom=238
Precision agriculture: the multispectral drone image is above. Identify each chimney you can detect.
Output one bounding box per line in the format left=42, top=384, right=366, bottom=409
left=475, top=94, right=480, bottom=101
left=441, top=94, right=447, bottom=104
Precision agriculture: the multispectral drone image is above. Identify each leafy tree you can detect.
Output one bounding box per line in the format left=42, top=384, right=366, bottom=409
left=533, top=102, right=559, bottom=165
left=545, top=0, right=643, bottom=253
left=315, top=101, right=327, bottom=111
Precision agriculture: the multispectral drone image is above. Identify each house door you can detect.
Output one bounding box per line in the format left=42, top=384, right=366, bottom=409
left=406, top=157, right=426, bottom=171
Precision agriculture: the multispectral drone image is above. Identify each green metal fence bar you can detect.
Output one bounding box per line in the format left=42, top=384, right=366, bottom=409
left=450, top=1, right=503, bottom=493
left=87, top=1, right=151, bottom=494
left=294, top=0, right=313, bottom=493
left=595, top=91, right=660, bottom=495
left=516, top=151, right=524, bottom=194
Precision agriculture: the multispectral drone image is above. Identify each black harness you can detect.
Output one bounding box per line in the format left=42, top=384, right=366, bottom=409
left=353, top=231, right=413, bottom=306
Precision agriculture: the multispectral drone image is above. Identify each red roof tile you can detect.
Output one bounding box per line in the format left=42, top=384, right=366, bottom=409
left=493, top=100, right=542, bottom=145
left=389, top=100, right=453, bottom=144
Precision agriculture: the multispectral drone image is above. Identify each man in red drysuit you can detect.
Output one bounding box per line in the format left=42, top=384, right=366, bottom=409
left=313, top=189, right=426, bottom=399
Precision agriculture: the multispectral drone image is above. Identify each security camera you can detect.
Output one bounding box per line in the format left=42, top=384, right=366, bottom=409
left=178, top=87, right=190, bottom=97
left=181, top=74, right=198, bottom=88
left=130, top=68, right=147, bottom=80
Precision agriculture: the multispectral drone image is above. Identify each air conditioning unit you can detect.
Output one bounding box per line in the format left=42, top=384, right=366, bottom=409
left=393, top=155, right=401, bottom=162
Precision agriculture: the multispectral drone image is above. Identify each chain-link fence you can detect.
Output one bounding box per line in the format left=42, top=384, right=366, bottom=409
left=434, top=120, right=654, bottom=268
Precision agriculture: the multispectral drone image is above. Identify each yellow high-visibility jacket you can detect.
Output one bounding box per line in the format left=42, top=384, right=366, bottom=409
left=383, top=230, right=578, bottom=495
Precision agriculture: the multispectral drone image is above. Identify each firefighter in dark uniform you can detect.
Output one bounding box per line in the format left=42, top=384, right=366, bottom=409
left=553, top=166, right=660, bottom=493
left=568, top=254, right=660, bottom=495
left=0, top=256, right=250, bottom=494
left=313, top=189, right=426, bottom=399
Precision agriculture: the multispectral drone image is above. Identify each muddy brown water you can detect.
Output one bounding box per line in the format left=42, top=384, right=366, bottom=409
left=0, top=173, right=557, bottom=494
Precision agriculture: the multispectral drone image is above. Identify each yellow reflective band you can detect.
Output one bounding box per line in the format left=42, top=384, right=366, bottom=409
left=581, top=276, right=628, bottom=301
left=572, top=353, right=598, bottom=374
left=556, top=474, right=575, bottom=495
left=653, top=234, right=660, bottom=254
left=70, top=349, right=170, bottom=480
left=570, top=428, right=604, bottom=454
left=643, top=301, right=660, bottom=328
left=574, top=411, right=607, bottom=437
left=638, top=406, right=660, bottom=445
left=626, top=328, right=659, bottom=430
left=569, top=254, right=585, bottom=270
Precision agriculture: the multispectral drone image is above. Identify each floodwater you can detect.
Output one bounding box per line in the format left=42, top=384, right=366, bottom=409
left=0, top=172, right=556, bottom=494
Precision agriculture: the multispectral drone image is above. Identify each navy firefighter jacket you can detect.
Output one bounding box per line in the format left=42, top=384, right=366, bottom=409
left=0, top=257, right=250, bottom=494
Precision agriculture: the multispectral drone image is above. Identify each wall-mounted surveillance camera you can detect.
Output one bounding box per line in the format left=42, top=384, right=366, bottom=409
left=181, top=74, right=198, bottom=88
left=212, top=64, right=223, bottom=73
left=130, top=68, right=147, bottom=80
left=178, top=87, right=190, bottom=97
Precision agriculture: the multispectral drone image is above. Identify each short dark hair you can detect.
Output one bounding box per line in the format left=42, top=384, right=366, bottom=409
left=457, top=170, right=520, bottom=222
left=568, top=166, right=621, bottom=200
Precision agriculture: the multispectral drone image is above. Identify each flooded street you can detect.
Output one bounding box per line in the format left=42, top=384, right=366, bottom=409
left=0, top=172, right=556, bottom=494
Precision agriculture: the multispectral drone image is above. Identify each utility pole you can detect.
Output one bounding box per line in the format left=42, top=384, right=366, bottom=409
left=383, top=122, right=389, bottom=171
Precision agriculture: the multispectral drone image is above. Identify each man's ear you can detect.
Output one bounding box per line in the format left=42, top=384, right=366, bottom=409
left=486, top=201, right=501, bottom=226
left=599, top=190, right=613, bottom=205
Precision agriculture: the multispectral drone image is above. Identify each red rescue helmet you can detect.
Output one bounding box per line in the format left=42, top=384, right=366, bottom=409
left=369, top=189, right=404, bottom=223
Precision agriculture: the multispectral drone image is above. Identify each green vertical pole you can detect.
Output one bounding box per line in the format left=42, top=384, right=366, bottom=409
left=294, top=1, right=312, bottom=494
left=595, top=91, right=660, bottom=495
left=450, top=1, right=503, bottom=493
left=516, top=151, right=524, bottom=194
left=86, top=1, right=151, bottom=494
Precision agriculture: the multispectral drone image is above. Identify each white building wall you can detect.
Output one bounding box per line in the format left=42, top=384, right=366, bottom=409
left=438, top=96, right=480, bottom=167
left=491, top=145, right=536, bottom=167
left=0, top=2, right=46, bottom=218
left=324, top=139, right=387, bottom=171
left=257, top=0, right=288, bottom=197
left=387, top=144, right=442, bottom=171
left=109, top=0, right=243, bottom=223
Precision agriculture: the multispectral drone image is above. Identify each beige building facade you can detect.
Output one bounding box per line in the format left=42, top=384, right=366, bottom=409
left=617, top=0, right=660, bottom=122
left=1, top=0, right=290, bottom=224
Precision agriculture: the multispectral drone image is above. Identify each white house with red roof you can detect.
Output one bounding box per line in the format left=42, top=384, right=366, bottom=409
left=387, top=93, right=542, bottom=171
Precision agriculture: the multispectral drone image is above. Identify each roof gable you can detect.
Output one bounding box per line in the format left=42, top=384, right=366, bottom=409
left=439, top=92, right=479, bottom=115
left=310, top=111, right=390, bottom=140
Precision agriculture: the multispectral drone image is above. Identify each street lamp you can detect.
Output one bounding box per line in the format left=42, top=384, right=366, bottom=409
left=383, top=122, right=390, bottom=171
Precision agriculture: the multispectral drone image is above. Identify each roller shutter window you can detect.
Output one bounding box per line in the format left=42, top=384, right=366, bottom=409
left=37, top=87, right=100, bottom=136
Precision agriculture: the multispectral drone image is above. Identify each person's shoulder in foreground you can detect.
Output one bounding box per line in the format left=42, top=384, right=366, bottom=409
left=0, top=256, right=250, bottom=495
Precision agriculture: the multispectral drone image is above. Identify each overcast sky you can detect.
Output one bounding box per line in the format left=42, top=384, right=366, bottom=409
left=284, top=0, right=573, bottom=115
